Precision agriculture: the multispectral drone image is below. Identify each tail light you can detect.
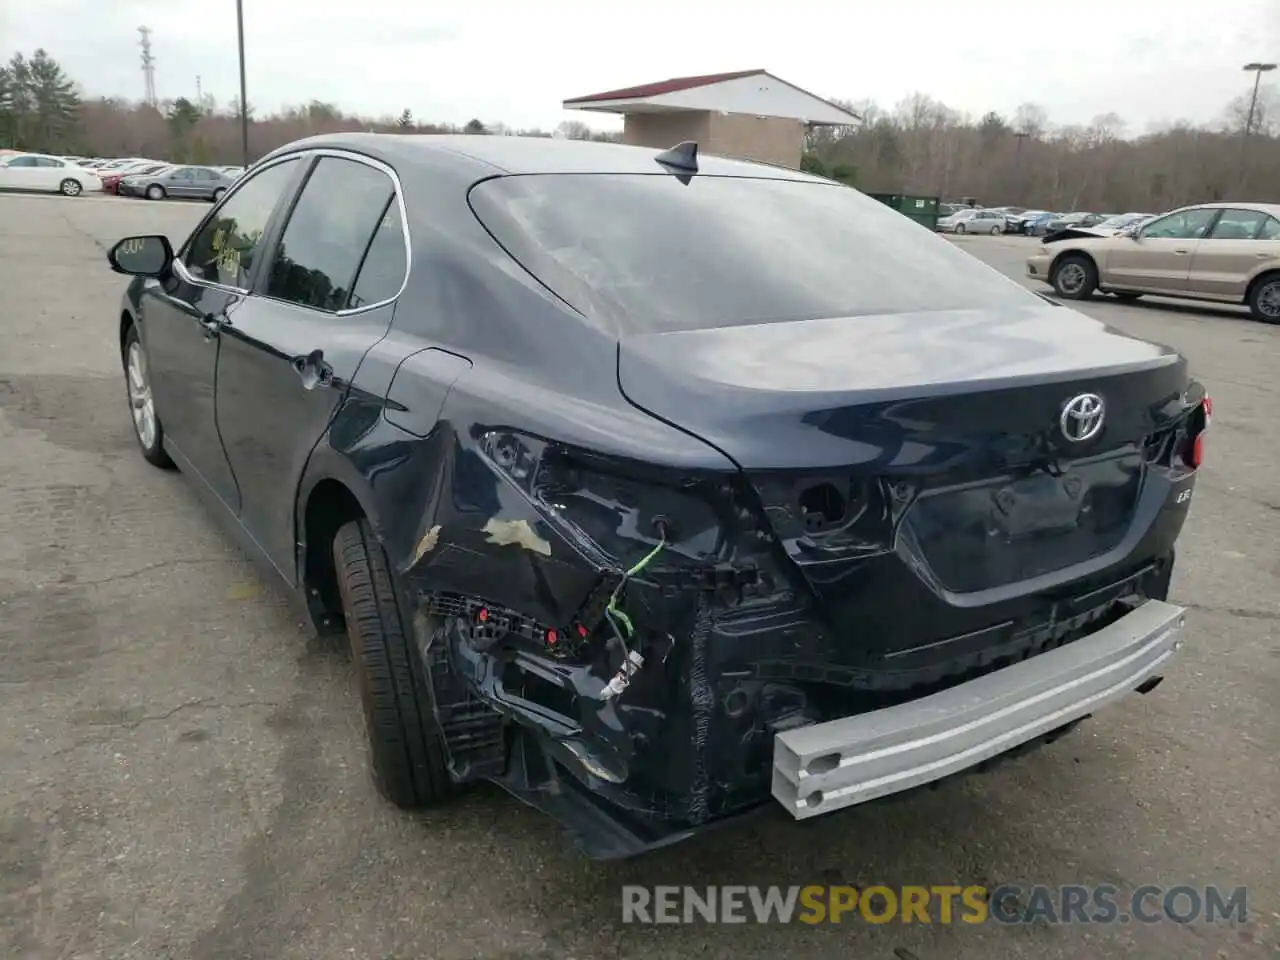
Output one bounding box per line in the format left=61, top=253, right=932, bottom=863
left=1179, top=395, right=1211, bottom=470
left=475, top=429, right=728, bottom=568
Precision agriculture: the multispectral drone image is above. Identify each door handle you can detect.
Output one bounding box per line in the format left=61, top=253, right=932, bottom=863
left=292, top=350, right=335, bottom=390
left=1173, top=249, right=1189, bottom=255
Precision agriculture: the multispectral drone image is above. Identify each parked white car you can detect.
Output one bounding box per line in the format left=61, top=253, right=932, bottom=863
left=0, top=153, right=102, bottom=196
left=937, top=208, right=1006, bottom=235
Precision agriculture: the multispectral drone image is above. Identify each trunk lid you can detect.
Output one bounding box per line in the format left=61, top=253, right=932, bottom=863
left=617, top=304, right=1190, bottom=604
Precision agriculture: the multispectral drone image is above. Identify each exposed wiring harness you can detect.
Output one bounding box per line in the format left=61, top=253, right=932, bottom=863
left=604, top=526, right=666, bottom=642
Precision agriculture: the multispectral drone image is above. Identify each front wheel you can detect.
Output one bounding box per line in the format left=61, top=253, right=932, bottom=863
left=990, top=224, right=1001, bottom=235
left=334, top=519, right=454, bottom=808
left=1051, top=254, right=1098, bottom=300
left=59, top=178, right=82, bottom=197
left=954, top=223, right=967, bottom=235
left=212, top=187, right=226, bottom=203
left=1248, top=274, right=1280, bottom=324
left=146, top=184, right=166, bottom=201
left=122, top=324, right=174, bottom=468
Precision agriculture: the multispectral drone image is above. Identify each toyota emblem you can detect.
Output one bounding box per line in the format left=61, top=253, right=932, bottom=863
left=1060, top=393, right=1105, bottom=442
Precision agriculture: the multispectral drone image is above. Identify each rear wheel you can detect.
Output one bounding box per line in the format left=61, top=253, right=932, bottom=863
left=212, top=187, right=226, bottom=203
left=954, top=223, right=967, bottom=235
left=1051, top=254, right=1098, bottom=300
left=59, top=178, right=82, bottom=197
left=1248, top=273, right=1280, bottom=324
left=334, top=519, right=454, bottom=808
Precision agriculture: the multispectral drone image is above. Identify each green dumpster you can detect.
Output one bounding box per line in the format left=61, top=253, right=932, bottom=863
left=864, top=192, right=941, bottom=231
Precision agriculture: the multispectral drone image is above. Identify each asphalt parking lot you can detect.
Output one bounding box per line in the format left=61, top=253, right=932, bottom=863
left=1, top=193, right=1277, bottom=960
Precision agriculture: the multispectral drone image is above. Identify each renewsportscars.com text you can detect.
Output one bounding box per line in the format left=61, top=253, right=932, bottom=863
left=621, top=884, right=1248, bottom=925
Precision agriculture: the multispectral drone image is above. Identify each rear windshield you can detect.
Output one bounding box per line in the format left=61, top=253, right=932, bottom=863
left=469, top=173, right=1041, bottom=335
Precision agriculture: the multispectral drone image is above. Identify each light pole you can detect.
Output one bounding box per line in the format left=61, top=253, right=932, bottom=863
left=1240, top=61, right=1277, bottom=184
left=236, top=0, right=249, bottom=167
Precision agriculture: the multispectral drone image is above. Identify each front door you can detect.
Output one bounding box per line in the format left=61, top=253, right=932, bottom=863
left=214, top=152, right=409, bottom=581
left=1105, top=207, right=1220, bottom=293
left=166, top=167, right=197, bottom=198
left=141, top=156, right=306, bottom=511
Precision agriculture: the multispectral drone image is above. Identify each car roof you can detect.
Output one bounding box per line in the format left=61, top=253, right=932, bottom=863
left=1178, top=201, right=1280, bottom=216
left=262, top=132, right=829, bottom=181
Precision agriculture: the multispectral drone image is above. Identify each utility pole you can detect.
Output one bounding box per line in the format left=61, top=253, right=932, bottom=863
left=236, top=0, right=250, bottom=167
left=1240, top=61, right=1277, bottom=187
left=1013, top=130, right=1029, bottom=204
left=138, top=27, right=157, bottom=108
left=196, top=75, right=203, bottom=103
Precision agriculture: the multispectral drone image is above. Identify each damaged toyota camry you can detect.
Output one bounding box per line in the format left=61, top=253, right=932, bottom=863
left=106, top=134, right=1208, bottom=858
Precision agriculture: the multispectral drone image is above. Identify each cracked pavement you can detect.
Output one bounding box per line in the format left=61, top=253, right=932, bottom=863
left=1, top=195, right=1277, bottom=960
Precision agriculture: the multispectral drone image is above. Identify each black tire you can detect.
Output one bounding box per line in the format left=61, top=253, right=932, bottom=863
left=146, top=184, right=166, bottom=201
left=954, top=223, right=967, bottom=235
left=59, top=178, right=82, bottom=197
left=1247, top=273, right=1280, bottom=324
left=334, top=519, right=454, bottom=808
left=212, top=187, right=226, bottom=203
left=1051, top=254, right=1098, bottom=300
left=121, top=324, right=174, bottom=468
left=989, top=224, right=1001, bottom=235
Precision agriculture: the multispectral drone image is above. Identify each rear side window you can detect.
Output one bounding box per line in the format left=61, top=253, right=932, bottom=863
left=471, top=174, right=1039, bottom=334
left=1208, top=208, right=1269, bottom=240
left=264, top=157, right=397, bottom=312
left=348, top=201, right=408, bottom=308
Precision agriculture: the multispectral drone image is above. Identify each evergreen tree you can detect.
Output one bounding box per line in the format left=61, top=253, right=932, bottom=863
left=27, top=49, right=80, bottom=151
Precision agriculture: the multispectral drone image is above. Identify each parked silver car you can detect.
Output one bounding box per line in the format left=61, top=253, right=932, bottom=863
left=119, top=165, right=236, bottom=202
left=937, top=208, right=1006, bottom=234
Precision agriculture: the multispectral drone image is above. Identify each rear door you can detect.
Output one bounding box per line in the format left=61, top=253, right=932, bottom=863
left=213, top=150, right=409, bottom=581
left=1187, top=208, right=1280, bottom=299
left=1105, top=207, right=1220, bottom=293
left=0, top=155, right=42, bottom=190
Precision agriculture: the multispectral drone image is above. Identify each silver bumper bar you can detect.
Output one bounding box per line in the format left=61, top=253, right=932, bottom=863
left=772, top=599, right=1186, bottom=819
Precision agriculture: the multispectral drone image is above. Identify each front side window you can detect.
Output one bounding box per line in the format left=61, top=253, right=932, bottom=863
left=470, top=173, right=1043, bottom=335
left=1259, top=216, right=1280, bottom=241
left=263, top=157, right=397, bottom=312
left=1207, top=208, right=1269, bottom=240
left=183, top=158, right=300, bottom=289
left=1141, top=208, right=1218, bottom=240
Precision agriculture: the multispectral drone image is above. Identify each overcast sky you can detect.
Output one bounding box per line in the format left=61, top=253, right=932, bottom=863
left=4, top=0, right=1279, bottom=133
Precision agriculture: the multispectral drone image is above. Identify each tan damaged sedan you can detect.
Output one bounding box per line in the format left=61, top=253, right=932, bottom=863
left=1026, top=202, right=1280, bottom=323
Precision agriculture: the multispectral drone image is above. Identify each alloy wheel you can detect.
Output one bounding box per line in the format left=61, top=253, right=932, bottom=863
left=1056, top=263, right=1086, bottom=295
left=127, top=341, right=157, bottom=451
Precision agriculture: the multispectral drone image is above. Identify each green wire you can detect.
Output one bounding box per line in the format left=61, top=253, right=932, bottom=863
left=606, top=533, right=666, bottom=638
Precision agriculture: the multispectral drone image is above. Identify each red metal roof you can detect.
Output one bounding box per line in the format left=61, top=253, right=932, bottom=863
left=563, top=69, right=767, bottom=105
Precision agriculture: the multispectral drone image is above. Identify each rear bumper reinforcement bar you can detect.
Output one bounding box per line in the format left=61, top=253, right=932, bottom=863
left=772, top=599, right=1186, bottom=819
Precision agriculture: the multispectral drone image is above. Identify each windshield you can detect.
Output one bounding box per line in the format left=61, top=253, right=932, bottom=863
left=470, top=173, right=1043, bottom=335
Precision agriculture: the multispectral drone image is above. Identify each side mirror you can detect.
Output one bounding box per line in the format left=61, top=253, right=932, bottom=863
left=108, top=234, right=173, bottom=277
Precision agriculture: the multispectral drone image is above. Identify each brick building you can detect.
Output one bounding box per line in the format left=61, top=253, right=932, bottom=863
left=562, top=69, right=860, bottom=169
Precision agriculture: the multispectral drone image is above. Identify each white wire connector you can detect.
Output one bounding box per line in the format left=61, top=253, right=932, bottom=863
left=600, top=650, right=645, bottom=700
